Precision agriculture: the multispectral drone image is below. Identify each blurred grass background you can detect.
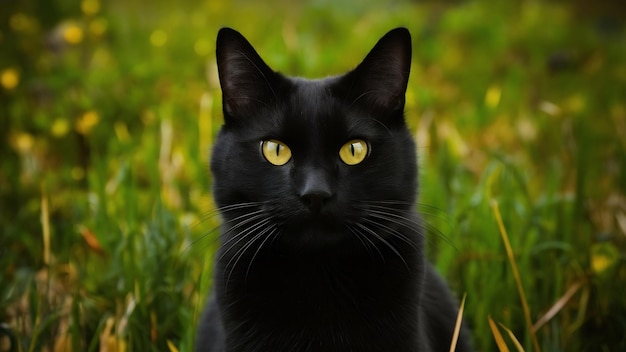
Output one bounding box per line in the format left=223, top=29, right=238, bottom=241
left=1, top=0, right=625, bottom=351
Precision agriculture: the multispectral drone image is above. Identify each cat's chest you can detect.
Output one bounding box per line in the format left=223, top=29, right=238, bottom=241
left=223, top=290, right=420, bottom=352
left=219, top=252, right=420, bottom=327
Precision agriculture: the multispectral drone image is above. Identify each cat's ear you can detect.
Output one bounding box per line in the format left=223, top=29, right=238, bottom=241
left=216, top=28, right=278, bottom=118
left=346, top=27, right=412, bottom=111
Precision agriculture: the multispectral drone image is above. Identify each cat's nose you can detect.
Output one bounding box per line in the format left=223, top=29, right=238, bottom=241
left=298, top=168, right=334, bottom=212
left=300, top=190, right=332, bottom=212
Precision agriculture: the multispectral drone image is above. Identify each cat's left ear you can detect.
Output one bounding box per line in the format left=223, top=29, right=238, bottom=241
left=215, top=28, right=279, bottom=119
left=344, top=27, right=412, bottom=112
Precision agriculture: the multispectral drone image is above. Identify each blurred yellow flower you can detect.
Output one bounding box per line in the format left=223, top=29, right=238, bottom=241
left=150, top=30, right=167, bottom=47
left=81, top=0, right=100, bottom=16
left=89, top=18, right=108, bottom=37
left=76, top=111, right=100, bottom=135
left=591, top=254, right=611, bottom=274
left=13, top=132, right=34, bottom=153
left=64, top=24, right=84, bottom=44
left=485, top=85, right=501, bottom=109
left=1, top=68, right=19, bottom=90
left=591, top=243, right=619, bottom=276
left=51, top=118, right=70, bottom=137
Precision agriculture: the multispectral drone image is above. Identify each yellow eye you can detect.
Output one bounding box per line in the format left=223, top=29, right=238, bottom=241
left=339, top=139, right=369, bottom=165
left=261, top=139, right=292, bottom=166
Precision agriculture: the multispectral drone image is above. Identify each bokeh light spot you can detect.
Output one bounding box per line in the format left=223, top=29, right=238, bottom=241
left=52, top=118, right=70, bottom=137
left=1, top=68, right=19, bottom=90
left=81, top=0, right=101, bottom=16
left=63, top=24, right=84, bottom=44
left=76, top=111, right=100, bottom=135
left=150, top=30, right=167, bottom=47
left=89, top=18, right=108, bottom=36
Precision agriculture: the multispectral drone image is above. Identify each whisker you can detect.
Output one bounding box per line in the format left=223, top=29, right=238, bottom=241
left=180, top=222, right=222, bottom=255
left=354, top=222, right=409, bottom=269
left=358, top=199, right=414, bottom=206
left=244, top=226, right=280, bottom=281
left=365, top=209, right=423, bottom=234
left=346, top=224, right=385, bottom=263
left=224, top=219, right=274, bottom=288
left=188, top=202, right=265, bottom=250
left=364, top=205, right=456, bottom=249
left=196, top=201, right=262, bottom=222
left=361, top=217, right=419, bottom=252
left=218, top=215, right=269, bottom=262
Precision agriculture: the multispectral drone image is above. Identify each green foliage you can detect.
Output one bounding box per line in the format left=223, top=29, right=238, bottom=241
left=1, top=0, right=625, bottom=351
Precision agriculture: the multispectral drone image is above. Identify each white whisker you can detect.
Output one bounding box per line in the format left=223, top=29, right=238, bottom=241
left=354, top=222, right=409, bottom=269
left=346, top=224, right=385, bottom=262
left=244, top=226, right=280, bottom=281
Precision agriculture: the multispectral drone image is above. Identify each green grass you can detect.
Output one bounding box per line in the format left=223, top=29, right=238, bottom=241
left=1, top=0, right=625, bottom=351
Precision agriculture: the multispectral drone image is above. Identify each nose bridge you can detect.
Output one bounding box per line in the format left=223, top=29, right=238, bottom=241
left=291, top=92, right=337, bottom=201
left=293, top=119, right=335, bottom=198
left=297, top=158, right=334, bottom=197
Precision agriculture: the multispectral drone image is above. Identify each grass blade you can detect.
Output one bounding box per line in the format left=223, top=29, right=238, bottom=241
left=41, top=184, right=50, bottom=266
left=498, top=322, right=526, bottom=352
left=167, top=340, right=180, bottom=352
left=488, top=315, right=510, bottom=352
left=533, top=281, right=583, bottom=332
left=449, top=293, right=467, bottom=352
left=491, top=200, right=540, bottom=352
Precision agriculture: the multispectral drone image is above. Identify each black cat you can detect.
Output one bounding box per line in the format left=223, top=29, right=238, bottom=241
left=195, top=27, right=472, bottom=352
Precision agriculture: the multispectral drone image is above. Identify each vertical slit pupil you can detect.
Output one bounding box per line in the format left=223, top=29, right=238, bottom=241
left=275, top=144, right=281, bottom=156
left=350, top=144, right=355, bottom=156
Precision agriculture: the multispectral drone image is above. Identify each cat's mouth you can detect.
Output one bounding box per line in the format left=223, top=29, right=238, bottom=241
left=285, top=212, right=344, bottom=231
left=272, top=206, right=350, bottom=245
left=256, top=198, right=366, bottom=248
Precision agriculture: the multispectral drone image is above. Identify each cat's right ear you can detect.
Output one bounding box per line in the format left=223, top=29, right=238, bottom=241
left=216, top=28, right=278, bottom=119
left=342, top=28, right=412, bottom=113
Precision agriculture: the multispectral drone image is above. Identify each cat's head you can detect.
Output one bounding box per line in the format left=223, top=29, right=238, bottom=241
left=211, top=28, right=418, bottom=250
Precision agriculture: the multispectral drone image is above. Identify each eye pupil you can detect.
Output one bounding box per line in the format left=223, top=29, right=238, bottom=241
left=262, top=139, right=292, bottom=166
left=339, top=139, right=368, bottom=165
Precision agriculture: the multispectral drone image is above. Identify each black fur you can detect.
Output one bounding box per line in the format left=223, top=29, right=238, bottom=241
left=195, top=27, right=472, bottom=352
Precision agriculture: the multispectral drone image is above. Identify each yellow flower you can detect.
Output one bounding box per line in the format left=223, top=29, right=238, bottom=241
left=13, top=132, right=34, bottom=153
left=89, top=18, right=108, bottom=37
left=63, top=24, right=84, bottom=44
left=51, top=118, right=70, bottom=137
left=76, top=111, right=100, bottom=135
left=1, top=68, right=19, bottom=90
left=150, top=30, right=167, bottom=47
left=81, top=0, right=100, bottom=16
left=485, top=85, right=502, bottom=109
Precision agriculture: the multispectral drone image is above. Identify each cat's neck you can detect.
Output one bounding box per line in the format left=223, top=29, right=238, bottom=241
left=215, top=239, right=426, bottom=351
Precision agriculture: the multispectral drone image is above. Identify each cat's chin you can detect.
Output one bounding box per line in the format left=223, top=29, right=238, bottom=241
left=280, top=220, right=350, bottom=250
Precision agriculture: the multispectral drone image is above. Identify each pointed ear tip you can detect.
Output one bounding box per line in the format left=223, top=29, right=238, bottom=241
left=217, top=27, right=237, bottom=41
left=388, top=27, right=412, bottom=44
left=392, top=27, right=410, bottom=35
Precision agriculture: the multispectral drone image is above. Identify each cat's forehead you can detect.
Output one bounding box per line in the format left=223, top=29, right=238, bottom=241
left=265, top=77, right=382, bottom=150
left=289, top=78, right=337, bottom=109
left=282, top=78, right=352, bottom=131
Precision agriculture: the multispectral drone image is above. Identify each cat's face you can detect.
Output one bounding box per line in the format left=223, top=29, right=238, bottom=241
left=211, top=28, right=417, bottom=250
